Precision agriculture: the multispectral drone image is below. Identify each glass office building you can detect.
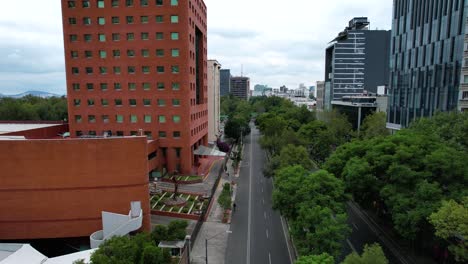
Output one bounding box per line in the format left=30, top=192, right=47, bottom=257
left=387, top=0, right=467, bottom=129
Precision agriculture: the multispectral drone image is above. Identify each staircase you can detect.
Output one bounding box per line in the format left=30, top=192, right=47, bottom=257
left=90, top=201, right=143, bottom=249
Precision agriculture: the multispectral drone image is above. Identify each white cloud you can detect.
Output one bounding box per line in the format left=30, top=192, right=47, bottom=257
left=0, top=0, right=392, bottom=93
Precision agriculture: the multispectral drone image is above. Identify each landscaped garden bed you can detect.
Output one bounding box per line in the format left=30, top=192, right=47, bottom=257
left=150, top=191, right=208, bottom=220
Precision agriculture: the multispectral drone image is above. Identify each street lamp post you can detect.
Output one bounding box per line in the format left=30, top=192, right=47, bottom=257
left=205, top=230, right=232, bottom=264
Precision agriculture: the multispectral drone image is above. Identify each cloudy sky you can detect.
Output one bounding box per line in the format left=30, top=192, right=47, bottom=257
left=0, top=0, right=392, bottom=95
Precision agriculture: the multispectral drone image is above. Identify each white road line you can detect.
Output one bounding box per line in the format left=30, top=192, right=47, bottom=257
left=264, top=211, right=267, bottom=219
left=262, top=187, right=264, bottom=193
left=347, top=239, right=357, bottom=252
left=262, top=198, right=265, bottom=205
left=247, top=128, right=253, bottom=264
left=269, top=252, right=272, bottom=264
left=280, top=216, right=294, bottom=264
left=266, top=229, right=269, bottom=239
left=352, top=222, right=359, bottom=230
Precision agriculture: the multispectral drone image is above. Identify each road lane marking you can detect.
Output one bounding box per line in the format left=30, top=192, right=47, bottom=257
left=264, top=212, right=267, bottom=219
left=269, top=252, right=272, bottom=264
left=352, top=222, right=359, bottom=230
left=266, top=229, right=269, bottom=239
left=262, top=198, right=265, bottom=205
left=347, top=239, right=357, bottom=252
left=247, top=127, right=253, bottom=264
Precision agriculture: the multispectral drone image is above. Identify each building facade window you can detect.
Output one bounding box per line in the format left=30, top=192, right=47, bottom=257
left=157, top=99, right=166, bottom=106
left=170, top=15, right=178, bottom=23
left=126, top=0, right=134, bottom=7
left=84, top=34, right=92, bottom=42
left=129, top=99, right=137, bottom=106
left=114, top=83, right=122, bottom=90
left=171, top=49, right=179, bottom=57
left=112, top=16, right=120, bottom=24
left=143, top=83, right=151, bottom=90
left=157, top=66, right=164, bottom=73
left=100, top=83, right=108, bottom=91
left=127, top=33, right=134, bottom=40
left=82, top=1, right=90, bottom=8
left=86, top=83, right=94, bottom=90
left=98, top=34, right=106, bottom=42
left=83, top=17, right=92, bottom=25
left=130, top=115, right=138, bottom=123
left=156, top=32, right=164, bottom=40
left=171, top=65, right=179, bottom=73
left=141, top=32, right=149, bottom=40
left=141, top=16, right=149, bottom=23
left=69, top=34, right=78, bottom=42
left=99, top=50, right=107, bottom=58
left=142, top=66, right=150, bottom=74
left=87, top=99, right=95, bottom=106
left=128, top=66, right=136, bottom=74
left=172, top=99, right=180, bottom=106
left=157, top=82, right=165, bottom=90
left=97, top=0, right=105, bottom=8
left=141, top=49, right=149, bottom=57
left=112, top=0, right=119, bottom=7
left=115, top=99, right=123, bottom=106
left=101, top=98, right=109, bottom=106
left=171, top=32, right=179, bottom=40
left=128, top=83, right=137, bottom=90
left=113, top=50, right=121, bottom=57
left=116, top=115, right=124, bottom=123
left=172, top=82, right=180, bottom=90
left=156, top=15, right=163, bottom=23
left=98, top=17, right=105, bottom=25
left=156, top=0, right=163, bottom=6
left=88, top=115, right=96, bottom=123
left=113, top=66, right=121, bottom=74
left=127, top=49, right=135, bottom=57
left=158, top=115, right=166, bottom=123
left=159, top=131, right=166, bottom=138
left=156, top=49, right=164, bottom=57
left=71, top=51, right=78, bottom=58
left=173, top=115, right=181, bottom=123
left=171, top=0, right=178, bottom=6
left=126, top=16, right=134, bottom=24
left=72, top=83, right=80, bottom=90
left=75, top=115, right=82, bottom=123
left=85, top=50, right=92, bottom=58
left=144, top=115, right=152, bottom=123
left=140, top=0, right=148, bottom=6
left=143, top=99, right=151, bottom=106
left=173, top=131, right=181, bottom=138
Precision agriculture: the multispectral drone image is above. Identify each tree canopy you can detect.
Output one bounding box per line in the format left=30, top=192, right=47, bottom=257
left=0, top=95, right=67, bottom=121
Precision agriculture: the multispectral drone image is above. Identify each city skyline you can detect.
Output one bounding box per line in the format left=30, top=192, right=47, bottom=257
left=0, top=0, right=392, bottom=94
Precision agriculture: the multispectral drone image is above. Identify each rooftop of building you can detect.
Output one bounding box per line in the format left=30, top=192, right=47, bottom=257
left=0, top=123, right=64, bottom=135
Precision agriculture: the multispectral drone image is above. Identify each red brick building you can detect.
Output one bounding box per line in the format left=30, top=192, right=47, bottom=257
left=62, top=0, right=208, bottom=174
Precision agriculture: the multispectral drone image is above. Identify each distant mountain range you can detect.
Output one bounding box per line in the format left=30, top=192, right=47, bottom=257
left=0, top=91, right=62, bottom=99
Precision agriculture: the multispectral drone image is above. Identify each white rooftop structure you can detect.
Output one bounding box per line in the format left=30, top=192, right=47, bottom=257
left=0, top=243, right=95, bottom=264
left=0, top=123, right=62, bottom=135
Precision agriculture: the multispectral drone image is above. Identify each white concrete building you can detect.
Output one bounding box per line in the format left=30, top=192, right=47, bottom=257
left=207, top=60, right=221, bottom=143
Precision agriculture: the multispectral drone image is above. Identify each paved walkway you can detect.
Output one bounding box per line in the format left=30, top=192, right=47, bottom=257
left=191, top=155, right=239, bottom=264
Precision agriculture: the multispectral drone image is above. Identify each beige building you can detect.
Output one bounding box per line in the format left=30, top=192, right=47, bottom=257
left=208, top=60, right=221, bottom=143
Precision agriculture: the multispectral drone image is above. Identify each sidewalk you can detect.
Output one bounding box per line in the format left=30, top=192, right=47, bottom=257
left=191, top=156, right=239, bottom=264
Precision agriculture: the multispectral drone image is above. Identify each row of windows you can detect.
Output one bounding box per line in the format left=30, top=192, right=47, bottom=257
left=70, top=65, right=180, bottom=74
left=68, top=15, right=178, bottom=25
left=68, top=0, right=178, bottom=9
left=74, top=114, right=181, bottom=124
left=71, top=82, right=180, bottom=91
left=68, top=32, right=179, bottom=42
left=75, top=130, right=180, bottom=139
left=72, top=98, right=180, bottom=107
left=70, top=48, right=179, bottom=58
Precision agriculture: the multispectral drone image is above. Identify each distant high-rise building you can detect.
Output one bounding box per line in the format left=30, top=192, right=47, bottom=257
left=326, top=17, right=390, bottom=100
left=220, top=69, right=232, bottom=96
left=388, top=1, right=467, bottom=129
left=230, top=77, right=250, bottom=100
left=208, top=60, right=221, bottom=143
left=316, top=81, right=325, bottom=110
left=62, top=0, right=208, bottom=174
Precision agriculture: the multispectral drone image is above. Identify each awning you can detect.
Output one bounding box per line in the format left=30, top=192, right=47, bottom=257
left=193, top=145, right=226, bottom=157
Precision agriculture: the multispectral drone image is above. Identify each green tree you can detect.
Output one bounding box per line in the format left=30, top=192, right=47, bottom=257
left=90, top=236, right=140, bottom=264
left=429, top=198, right=468, bottom=262
left=295, top=253, right=334, bottom=264
left=342, top=243, right=388, bottom=264
left=278, top=144, right=316, bottom=171
left=360, top=112, right=389, bottom=139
